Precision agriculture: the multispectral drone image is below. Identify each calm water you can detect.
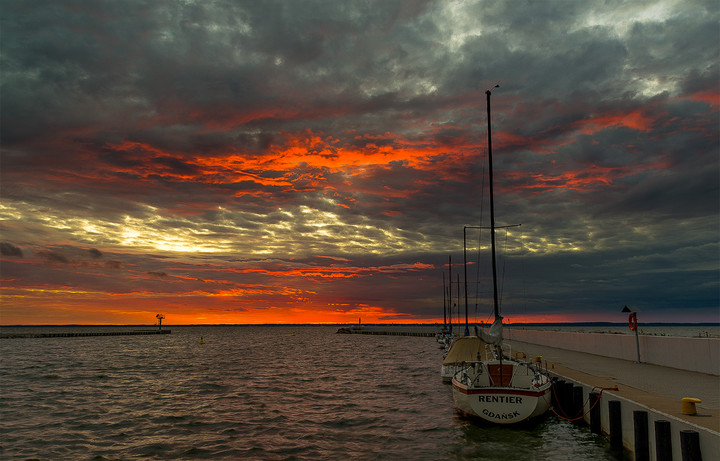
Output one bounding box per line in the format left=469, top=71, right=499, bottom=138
left=0, top=326, right=626, bottom=460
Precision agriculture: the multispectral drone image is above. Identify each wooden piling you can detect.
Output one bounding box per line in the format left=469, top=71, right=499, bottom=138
left=553, top=379, right=564, bottom=409
left=633, top=410, right=649, bottom=461
left=655, top=420, right=672, bottom=461
left=680, top=430, right=702, bottom=461
left=589, top=391, right=601, bottom=434
left=573, top=385, right=584, bottom=424
left=562, top=381, right=574, bottom=418
left=609, top=400, right=623, bottom=451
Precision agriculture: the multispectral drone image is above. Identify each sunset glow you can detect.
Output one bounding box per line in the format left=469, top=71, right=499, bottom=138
left=1, top=1, right=718, bottom=325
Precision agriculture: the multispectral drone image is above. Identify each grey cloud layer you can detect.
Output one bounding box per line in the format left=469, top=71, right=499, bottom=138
left=1, top=0, right=717, bottom=320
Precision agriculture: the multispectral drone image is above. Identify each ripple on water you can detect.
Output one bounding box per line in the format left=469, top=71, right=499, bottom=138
left=0, top=326, right=625, bottom=460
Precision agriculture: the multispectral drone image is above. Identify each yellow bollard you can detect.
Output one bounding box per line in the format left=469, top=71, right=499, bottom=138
left=681, top=397, right=702, bottom=415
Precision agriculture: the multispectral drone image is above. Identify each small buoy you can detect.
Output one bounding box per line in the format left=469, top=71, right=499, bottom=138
left=681, top=397, right=702, bottom=415
left=199, top=336, right=205, bottom=345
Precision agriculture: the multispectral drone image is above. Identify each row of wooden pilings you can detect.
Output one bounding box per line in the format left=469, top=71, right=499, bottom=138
left=336, top=328, right=436, bottom=337
left=0, top=330, right=172, bottom=339
left=553, top=379, right=703, bottom=460
left=350, top=330, right=436, bottom=337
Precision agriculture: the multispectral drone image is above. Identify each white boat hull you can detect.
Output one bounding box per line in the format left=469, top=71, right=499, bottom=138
left=452, top=381, right=552, bottom=424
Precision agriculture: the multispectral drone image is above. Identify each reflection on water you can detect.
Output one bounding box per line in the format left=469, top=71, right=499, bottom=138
left=455, top=415, right=629, bottom=460
left=0, top=326, right=626, bottom=460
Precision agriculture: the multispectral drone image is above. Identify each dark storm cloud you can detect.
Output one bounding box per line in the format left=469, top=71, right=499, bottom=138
left=0, top=0, right=717, bottom=323
left=105, top=260, right=123, bottom=270
left=37, top=250, right=70, bottom=264
left=1, top=1, right=434, bottom=149
left=0, top=242, right=23, bottom=257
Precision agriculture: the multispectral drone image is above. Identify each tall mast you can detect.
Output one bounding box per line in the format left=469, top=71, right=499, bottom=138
left=448, top=255, right=452, bottom=332
left=486, top=88, right=500, bottom=321
left=456, top=273, right=460, bottom=331
left=463, top=227, right=469, bottom=336
left=442, top=271, right=447, bottom=329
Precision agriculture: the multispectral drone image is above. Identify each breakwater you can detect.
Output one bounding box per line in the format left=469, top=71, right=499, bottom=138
left=336, top=325, right=437, bottom=337
left=0, top=330, right=171, bottom=339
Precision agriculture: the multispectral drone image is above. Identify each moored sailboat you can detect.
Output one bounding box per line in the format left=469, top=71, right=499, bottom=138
left=450, top=87, right=552, bottom=424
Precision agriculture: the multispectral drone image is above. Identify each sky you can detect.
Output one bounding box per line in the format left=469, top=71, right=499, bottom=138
left=1, top=0, right=718, bottom=326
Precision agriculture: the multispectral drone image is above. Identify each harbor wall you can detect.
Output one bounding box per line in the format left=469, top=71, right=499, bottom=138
left=554, top=372, right=719, bottom=460
left=506, top=328, right=720, bottom=375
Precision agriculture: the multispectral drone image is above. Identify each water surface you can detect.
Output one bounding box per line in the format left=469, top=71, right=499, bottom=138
left=0, top=326, right=626, bottom=460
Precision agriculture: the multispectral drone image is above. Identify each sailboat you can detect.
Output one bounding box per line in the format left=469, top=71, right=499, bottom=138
left=451, top=87, right=552, bottom=424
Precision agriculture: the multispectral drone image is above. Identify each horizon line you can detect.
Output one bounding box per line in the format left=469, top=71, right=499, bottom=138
left=2, top=321, right=719, bottom=327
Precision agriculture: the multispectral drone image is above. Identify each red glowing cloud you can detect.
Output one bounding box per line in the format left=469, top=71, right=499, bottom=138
left=2, top=0, right=718, bottom=326
left=574, top=110, right=655, bottom=135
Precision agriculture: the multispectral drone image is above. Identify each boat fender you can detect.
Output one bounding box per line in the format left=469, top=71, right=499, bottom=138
left=628, top=313, right=638, bottom=331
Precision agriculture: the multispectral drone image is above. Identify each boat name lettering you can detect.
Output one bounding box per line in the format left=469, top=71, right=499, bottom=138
left=477, top=395, right=523, bottom=404
left=482, top=409, right=521, bottom=420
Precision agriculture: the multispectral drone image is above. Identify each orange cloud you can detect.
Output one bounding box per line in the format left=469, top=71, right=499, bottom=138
left=574, top=110, right=654, bottom=135
left=0, top=283, right=427, bottom=325
left=685, top=89, right=720, bottom=109
left=502, top=157, right=672, bottom=194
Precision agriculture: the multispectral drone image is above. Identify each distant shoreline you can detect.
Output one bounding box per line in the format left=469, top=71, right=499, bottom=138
left=1, top=322, right=719, bottom=327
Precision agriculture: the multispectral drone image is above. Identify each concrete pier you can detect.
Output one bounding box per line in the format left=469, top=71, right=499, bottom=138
left=505, top=335, right=719, bottom=460
left=0, top=330, right=171, bottom=339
